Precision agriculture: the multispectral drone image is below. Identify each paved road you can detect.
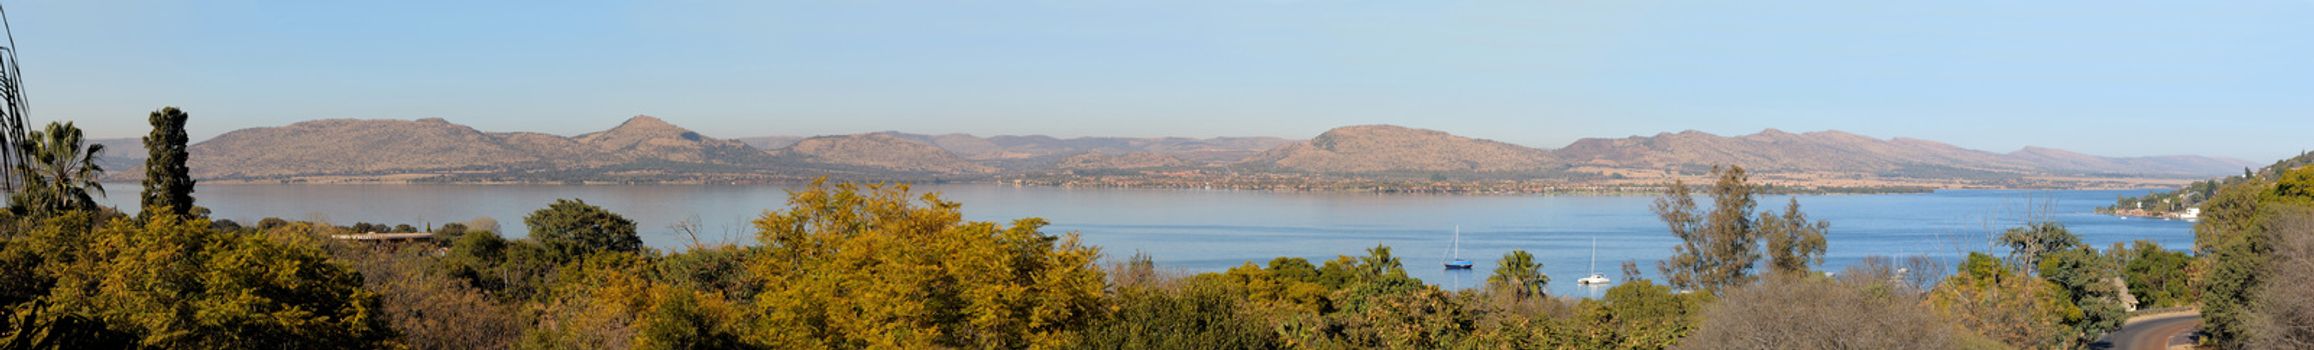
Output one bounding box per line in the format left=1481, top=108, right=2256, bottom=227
left=2095, top=312, right=2200, bottom=350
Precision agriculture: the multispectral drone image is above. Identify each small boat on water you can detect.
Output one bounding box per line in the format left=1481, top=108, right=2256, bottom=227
left=1577, top=237, right=1612, bottom=286
left=1445, top=226, right=1474, bottom=270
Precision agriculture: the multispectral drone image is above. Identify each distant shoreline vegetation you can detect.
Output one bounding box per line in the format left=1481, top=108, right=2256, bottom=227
left=2098, top=150, right=2314, bottom=218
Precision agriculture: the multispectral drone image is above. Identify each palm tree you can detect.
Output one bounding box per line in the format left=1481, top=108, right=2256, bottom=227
left=8, top=121, right=104, bottom=214
left=0, top=3, right=32, bottom=194
left=1488, top=250, right=1548, bottom=299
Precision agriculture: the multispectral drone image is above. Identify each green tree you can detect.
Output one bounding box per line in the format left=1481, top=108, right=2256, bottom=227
left=1654, top=165, right=1765, bottom=293
left=2195, top=166, right=2314, bottom=348
left=1357, top=244, right=1409, bottom=283
left=138, top=107, right=194, bottom=219
left=2037, top=245, right=2127, bottom=346
left=2196, top=180, right=2282, bottom=347
left=525, top=198, right=643, bottom=260
left=2001, top=221, right=2082, bottom=268
left=1562, top=279, right=1709, bottom=350
left=1488, top=250, right=1547, bottom=299
left=1760, top=198, right=1829, bottom=276
left=2118, top=241, right=2193, bottom=308
left=6, top=122, right=105, bottom=216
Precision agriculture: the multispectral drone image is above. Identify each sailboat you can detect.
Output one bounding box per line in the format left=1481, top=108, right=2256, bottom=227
left=1576, top=237, right=1611, bottom=285
left=1444, top=226, right=1474, bottom=270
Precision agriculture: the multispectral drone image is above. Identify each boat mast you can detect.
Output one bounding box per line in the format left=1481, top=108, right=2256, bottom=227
left=1451, top=226, right=1460, bottom=259
left=1589, top=237, right=1598, bottom=274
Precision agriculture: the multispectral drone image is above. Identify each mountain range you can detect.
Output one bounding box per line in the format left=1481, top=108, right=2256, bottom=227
left=127, top=115, right=2253, bottom=185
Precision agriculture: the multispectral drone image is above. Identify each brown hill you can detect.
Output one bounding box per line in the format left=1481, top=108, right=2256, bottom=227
left=782, top=133, right=995, bottom=174
left=847, top=132, right=1294, bottom=164
left=737, top=135, right=804, bottom=150
left=186, top=116, right=783, bottom=180
left=1240, top=125, right=1557, bottom=173
left=1556, top=129, right=2028, bottom=174
left=190, top=118, right=552, bottom=178
left=1555, top=129, right=2251, bottom=178
left=573, top=115, right=772, bottom=165
left=2006, top=146, right=2253, bottom=178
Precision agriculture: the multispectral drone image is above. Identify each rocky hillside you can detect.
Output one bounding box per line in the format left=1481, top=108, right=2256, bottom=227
left=190, top=118, right=558, bottom=178
left=1557, top=129, right=2029, bottom=175
left=1238, top=125, right=1558, bottom=173
left=736, top=135, right=805, bottom=150
left=1556, top=129, right=2251, bottom=178
left=782, top=133, right=996, bottom=174
left=849, top=132, right=1292, bottom=164
left=2006, top=146, right=2252, bottom=178
left=573, top=116, right=773, bottom=165
left=184, top=116, right=794, bottom=180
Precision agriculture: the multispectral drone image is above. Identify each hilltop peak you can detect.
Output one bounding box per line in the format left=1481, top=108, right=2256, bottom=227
left=1329, top=124, right=1417, bottom=131
left=1314, top=124, right=1434, bottom=137
left=612, top=115, right=680, bottom=131
left=573, top=114, right=766, bottom=164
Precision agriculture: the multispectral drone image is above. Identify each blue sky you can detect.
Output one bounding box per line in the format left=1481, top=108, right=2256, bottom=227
left=10, top=1, right=2310, bottom=161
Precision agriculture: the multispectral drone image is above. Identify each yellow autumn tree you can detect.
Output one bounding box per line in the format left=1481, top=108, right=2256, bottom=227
left=1926, top=252, right=2072, bottom=349
left=7, top=210, right=399, bottom=349
left=745, top=181, right=1105, bottom=349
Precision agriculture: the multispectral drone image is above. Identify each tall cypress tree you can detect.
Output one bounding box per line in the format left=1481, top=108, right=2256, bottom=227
left=140, top=106, right=194, bottom=218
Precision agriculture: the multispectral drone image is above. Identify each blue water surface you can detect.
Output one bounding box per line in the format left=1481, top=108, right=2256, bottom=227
left=104, top=184, right=2190, bottom=297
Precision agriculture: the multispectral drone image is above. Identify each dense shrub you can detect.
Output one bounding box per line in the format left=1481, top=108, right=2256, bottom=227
left=1678, top=274, right=1959, bottom=349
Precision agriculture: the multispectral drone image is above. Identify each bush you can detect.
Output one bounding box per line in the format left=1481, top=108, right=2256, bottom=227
left=337, top=242, right=525, bottom=350
left=2249, top=209, right=2314, bottom=348
left=1677, top=275, right=1958, bottom=349
left=1076, top=276, right=1278, bottom=349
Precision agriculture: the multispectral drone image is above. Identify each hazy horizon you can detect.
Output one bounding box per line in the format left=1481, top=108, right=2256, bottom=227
left=13, top=1, right=2309, bottom=161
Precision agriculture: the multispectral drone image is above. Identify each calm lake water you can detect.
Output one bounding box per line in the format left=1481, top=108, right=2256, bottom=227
left=100, top=184, right=2190, bottom=297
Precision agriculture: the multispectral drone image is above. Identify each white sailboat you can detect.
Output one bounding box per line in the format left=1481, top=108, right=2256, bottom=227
left=1445, top=226, right=1474, bottom=270
left=1576, top=237, right=1611, bottom=285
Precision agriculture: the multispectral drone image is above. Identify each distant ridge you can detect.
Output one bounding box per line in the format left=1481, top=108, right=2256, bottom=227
left=1238, top=125, right=1558, bottom=174
left=1555, top=128, right=2250, bottom=178
left=191, top=118, right=559, bottom=179
left=153, top=117, right=2256, bottom=185
left=784, top=133, right=996, bottom=174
